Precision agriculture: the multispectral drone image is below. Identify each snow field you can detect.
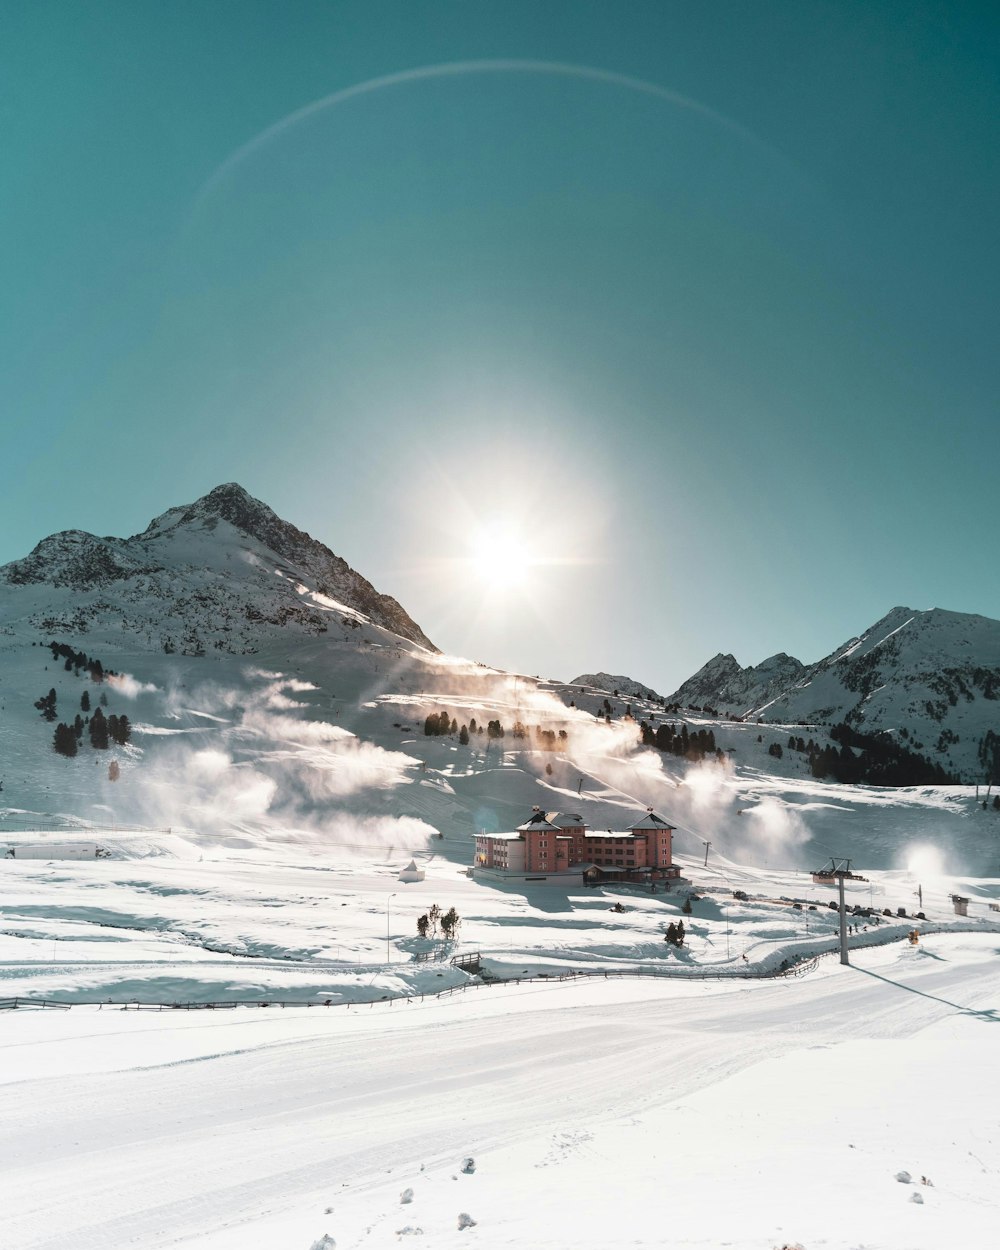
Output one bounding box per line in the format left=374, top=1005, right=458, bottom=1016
left=3, top=833, right=994, bottom=1004
left=2, top=933, right=998, bottom=1249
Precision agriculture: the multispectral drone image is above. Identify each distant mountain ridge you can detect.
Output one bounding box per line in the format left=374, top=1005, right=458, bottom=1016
left=572, top=607, right=1000, bottom=781
left=667, top=607, right=1000, bottom=780
left=570, top=672, right=663, bottom=703
left=0, top=482, right=435, bottom=654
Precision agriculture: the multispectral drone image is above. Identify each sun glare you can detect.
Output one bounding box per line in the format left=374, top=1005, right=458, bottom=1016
left=469, top=526, right=535, bottom=590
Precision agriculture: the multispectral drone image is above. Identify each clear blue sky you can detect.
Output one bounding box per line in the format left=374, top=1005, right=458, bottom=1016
left=2, top=1, right=997, bottom=691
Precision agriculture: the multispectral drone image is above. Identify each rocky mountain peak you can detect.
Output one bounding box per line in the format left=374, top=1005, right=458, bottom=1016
left=141, top=482, right=292, bottom=546
left=1, top=483, right=436, bottom=652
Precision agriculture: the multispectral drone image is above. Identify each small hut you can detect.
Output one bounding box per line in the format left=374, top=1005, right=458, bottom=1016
left=398, top=859, right=426, bottom=883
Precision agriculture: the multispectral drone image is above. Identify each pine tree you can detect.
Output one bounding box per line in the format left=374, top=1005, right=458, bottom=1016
left=53, top=722, right=77, bottom=757
left=80, top=690, right=90, bottom=712
left=89, top=707, right=110, bottom=749
left=459, top=724, right=469, bottom=745
left=35, top=688, right=58, bottom=721
left=665, top=921, right=678, bottom=945
left=676, top=919, right=685, bottom=946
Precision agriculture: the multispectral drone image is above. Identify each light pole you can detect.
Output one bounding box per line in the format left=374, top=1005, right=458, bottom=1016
left=386, top=892, right=397, bottom=965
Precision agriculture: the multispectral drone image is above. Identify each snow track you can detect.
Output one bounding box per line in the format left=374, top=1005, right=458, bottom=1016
left=2, top=933, right=998, bottom=1250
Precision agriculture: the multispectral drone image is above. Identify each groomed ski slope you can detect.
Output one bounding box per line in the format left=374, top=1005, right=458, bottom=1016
left=3, top=932, right=998, bottom=1250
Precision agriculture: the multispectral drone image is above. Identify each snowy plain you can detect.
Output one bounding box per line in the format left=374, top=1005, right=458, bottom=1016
left=3, top=931, right=998, bottom=1250
left=3, top=825, right=999, bottom=1250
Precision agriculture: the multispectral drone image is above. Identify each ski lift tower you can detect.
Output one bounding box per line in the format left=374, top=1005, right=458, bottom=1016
left=813, top=857, right=858, bottom=966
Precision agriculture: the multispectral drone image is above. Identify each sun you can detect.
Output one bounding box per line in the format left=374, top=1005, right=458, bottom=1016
left=468, top=525, right=536, bottom=590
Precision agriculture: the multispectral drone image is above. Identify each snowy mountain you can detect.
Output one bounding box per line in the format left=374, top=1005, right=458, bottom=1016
left=664, top=607, right=1000, bottom=781
left=2, top=488, right=998, bottom=876
left=0, top=483, right=666, bottom=857
left=1, top=482, right=434, bottom=654
left=569, top=672, right=663, bottom=702
left=668, top=651, right=806, bottom=712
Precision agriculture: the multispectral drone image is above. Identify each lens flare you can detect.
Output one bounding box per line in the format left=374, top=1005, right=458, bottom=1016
left=469, top=525, right=536, bottom=590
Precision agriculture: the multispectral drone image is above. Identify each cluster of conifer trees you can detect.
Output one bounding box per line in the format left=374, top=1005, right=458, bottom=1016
left=36, top=641, right=131, bottom=759
left=664, top=920, right=686, bottom=946
left=783, top=723, right=958, bottom=785
left=423, top=710, right=459, bottom=737
left=423, top=712, right=507, bottom=744
left=639, top=720, right=725, bottom=764
left=46, top=640, right=117, bottom=682
left=415, top=903, right=459, bottom=939
left=52, top=701, right=131, bottom=757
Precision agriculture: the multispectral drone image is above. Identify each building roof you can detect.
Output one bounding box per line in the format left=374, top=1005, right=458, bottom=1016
left=628, top=809, right=675, bottom=831
left=550, top=812, right=588, bottom=828
left=516, top=811, right=562, bottom=833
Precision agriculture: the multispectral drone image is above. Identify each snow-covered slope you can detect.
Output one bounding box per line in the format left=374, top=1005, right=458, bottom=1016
left=663, top=607, right=1000, bottom=781
left=569, top=672, right=663, bottom=702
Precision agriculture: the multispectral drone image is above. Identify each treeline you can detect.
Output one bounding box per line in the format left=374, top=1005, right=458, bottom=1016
left=782, top=723, right=959, bottom=785
left=424, top=712, right=499, bottom=744
left=639, top=720, right=725, bottom=764
left=423, top=712, right=568, bottom=751
left=45, top=640, right=117, bottom=682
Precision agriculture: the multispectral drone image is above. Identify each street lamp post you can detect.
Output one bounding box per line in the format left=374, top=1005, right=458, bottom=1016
left=387, top=892, right=397, bottom=965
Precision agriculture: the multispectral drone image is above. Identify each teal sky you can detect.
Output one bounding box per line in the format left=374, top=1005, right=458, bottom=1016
left=2, top=1, right=997, bottom=691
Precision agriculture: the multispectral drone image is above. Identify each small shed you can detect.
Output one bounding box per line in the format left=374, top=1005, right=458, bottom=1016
left=398, top=859, right=426, bottom=883
left=950, top=894, right=969, bottom=917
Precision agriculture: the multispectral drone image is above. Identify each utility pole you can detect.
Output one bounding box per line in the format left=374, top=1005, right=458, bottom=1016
left=838, top=873, right=849, bottom=965
left=703, top=840, right=711, bottom=868
left=386, top=892, right=397, bottom=964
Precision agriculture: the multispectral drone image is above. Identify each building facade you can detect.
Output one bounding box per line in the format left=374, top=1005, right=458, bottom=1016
left=474, top=808, right=680, bottom=883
